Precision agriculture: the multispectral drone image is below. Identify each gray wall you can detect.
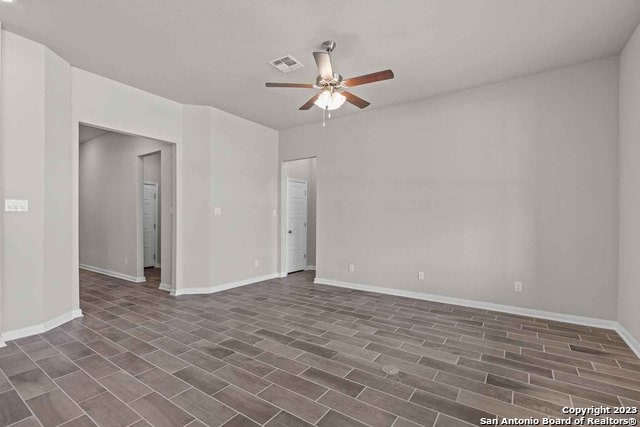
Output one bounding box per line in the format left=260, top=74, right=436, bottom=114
left=181, top=106, right=211, bottom=289
left=208, top=107, right=279, bottom=287
left=618, top=24, right=640, bottom=344
left=180, top=106, right=279, bottom=291
left=0, top=25, right=3, bottom=339
left=79, top=132, right=172, bottom=284
left=1, top=29, right=279, bottom=339
left=283, top=158, right=317, bottom=267
left=44, top=46, right=73, bottom=321
left=280, top=57, right=620, bottom=320
left=1, top=31, right=73, bottom=333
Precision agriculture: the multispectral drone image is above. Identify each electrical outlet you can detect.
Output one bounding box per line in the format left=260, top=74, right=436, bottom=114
left=124, top=257, right=129, bottom=265
left=254, top=259, right=259, bottom=268
left=514, top=281, right=523, bottom=292
left=418, top=272, right=425, bottom=280
left=349, top=264, right=355, bottom=272
left=214, top=207, right=222, bottom=216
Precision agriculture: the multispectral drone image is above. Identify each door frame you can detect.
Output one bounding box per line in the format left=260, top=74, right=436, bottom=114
left=286, top=178, right=307, bottom=273
left=75, top=122, right=179, bottom=302
left=142, top=181, right=159, bottom=269
left=279, top=157, right=317, bottom=277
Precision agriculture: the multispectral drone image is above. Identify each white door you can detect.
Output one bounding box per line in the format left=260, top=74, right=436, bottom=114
left=287, top=179, right=308, bottom=273
left=143, top=183, right=158, bottom=268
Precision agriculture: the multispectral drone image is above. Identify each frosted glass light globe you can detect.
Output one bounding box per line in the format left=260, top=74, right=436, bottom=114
left=314, top=91, right=346, bottom=110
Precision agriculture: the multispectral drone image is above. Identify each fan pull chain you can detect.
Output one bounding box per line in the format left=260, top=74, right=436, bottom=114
left=322, top=108, right=326, bottom=127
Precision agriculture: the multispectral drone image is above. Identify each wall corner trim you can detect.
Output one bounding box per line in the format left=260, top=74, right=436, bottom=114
left=79, top=264, right=146, bottom=283
left=171, top=273, right=279, bottom=296
left=0, top=309, right=83, bottom=343
left=313, top=277, right=619, bottom=330
left=158, top=283, right=172, bottom=292
left=615, top=323, right=640, bottom=359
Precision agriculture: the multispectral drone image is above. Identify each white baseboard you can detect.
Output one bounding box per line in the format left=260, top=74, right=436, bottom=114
left=80, top=264, right=146, bottom=283
left=0, top=309, right=83, bottom=343
left=172, top=273, right=279, bottom=296
left=305, top=265, right=316, bottom=271
left=278, top=272, right=288, bottom=278
left=313, top=277, right=618, bottom=330
left=154, top=264, right=161, bottom=269
left=158, top=283, right=172, bottom=292
left=615, top=323, right=640, bottom=359
left=315, top=276, right=640, bottom=358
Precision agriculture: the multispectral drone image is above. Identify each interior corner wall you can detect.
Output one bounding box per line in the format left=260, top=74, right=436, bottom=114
left=0, top=23, right=4, bottom=345
left=72, top=67, right=184, bottom=299
left=618, top=23, right=640, bottom=346
left=70, top=57, right=281, bottom=297
left=283, top=158, right=317, bottom=267
left=279, top=56, right=620, bottom=321
left=209, top=107, right=279, bottom=288
left=1, top=30, right=74, bottom=333
left=179, top=105, right=211, bottom=289
left=43, top=45, right=73, bottom=322
left=1, top=28, right=280, bottom=338
left=79, top=133, right=171, bottom=283
left=179, top=105, right=279, bottom=293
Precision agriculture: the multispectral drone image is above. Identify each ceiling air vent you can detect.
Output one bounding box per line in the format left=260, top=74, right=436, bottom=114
left=268, top=55, right=303, bottom=73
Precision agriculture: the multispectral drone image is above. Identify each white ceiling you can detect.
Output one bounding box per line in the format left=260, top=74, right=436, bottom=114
left=2, top=0, right=639, bottom=130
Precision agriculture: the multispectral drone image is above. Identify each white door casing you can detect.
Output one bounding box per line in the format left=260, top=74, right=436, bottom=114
left=287, top=179, right=307, bottom=273
left=143, top=183, right=158, bottom=268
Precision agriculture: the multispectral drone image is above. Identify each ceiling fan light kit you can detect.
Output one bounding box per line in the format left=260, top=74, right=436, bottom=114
left=266, top=40, right=394, bottom=126
left=314, top=90, right=346, bottom=111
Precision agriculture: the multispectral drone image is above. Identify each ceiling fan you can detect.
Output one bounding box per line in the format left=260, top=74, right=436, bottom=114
left=265, top=40, right=394, bottom=117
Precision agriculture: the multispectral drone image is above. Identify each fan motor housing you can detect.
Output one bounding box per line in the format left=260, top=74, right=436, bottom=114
left=316, top=73, right=343, bottom=87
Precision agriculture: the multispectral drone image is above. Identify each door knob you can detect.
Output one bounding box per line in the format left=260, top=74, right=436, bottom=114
left=288, top=230, right=293, bottom=234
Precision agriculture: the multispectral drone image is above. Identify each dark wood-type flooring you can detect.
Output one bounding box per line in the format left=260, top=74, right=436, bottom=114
left=143, top=268, right=161, bottom=289
left=1, top=270, right=639, bottom=426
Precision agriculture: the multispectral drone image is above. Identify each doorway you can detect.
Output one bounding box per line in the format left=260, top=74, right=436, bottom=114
left=287, top=179, right=308, bottom=273
left=281, top=157, right=317, bottom=275
left=142, top=182, right=159, bottom=268
left=78, top=124, right=176, bottom=290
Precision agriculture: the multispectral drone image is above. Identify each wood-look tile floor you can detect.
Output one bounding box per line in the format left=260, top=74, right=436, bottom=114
left=143, top=268, right=161, bottom=289
left=1, top=270, right=639, bottom=427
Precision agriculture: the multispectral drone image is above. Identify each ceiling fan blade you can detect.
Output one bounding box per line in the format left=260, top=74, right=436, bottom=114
left=343, top=91, right=370, bottom=109
left=299, top=93, right=321, bottom=110
left=343, top=70, right=394, bottom=87
left=265, top=82, right=314, bottom=88
left=313, top=51, right=334, bottom=81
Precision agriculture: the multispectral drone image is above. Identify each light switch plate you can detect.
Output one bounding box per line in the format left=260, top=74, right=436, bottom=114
left=5, top=199, right=29, bottom=212
left=214, top=207, right=222, bottom=216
